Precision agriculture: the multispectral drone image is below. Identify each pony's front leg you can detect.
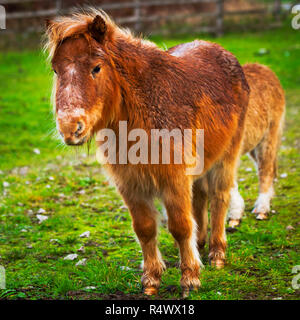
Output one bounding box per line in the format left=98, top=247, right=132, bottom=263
left=163, top=182, right=202, bottom=298
left=125, top=197, right=166, bottom=295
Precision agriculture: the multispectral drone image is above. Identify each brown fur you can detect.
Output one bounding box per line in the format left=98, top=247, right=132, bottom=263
left=45, top=9, right=250, bottom=295
left=228, top=63, right=285, bottom=224
left=242, top=63, right=285, bottom=173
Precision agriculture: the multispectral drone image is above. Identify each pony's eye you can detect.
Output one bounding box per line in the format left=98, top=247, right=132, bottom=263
left=53, top=69, right=57, bottom=74
left=92, top=65, right=101, bottom=75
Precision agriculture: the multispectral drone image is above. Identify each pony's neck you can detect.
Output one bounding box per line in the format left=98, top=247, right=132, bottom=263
left=107, top=35, right=171, bottom=130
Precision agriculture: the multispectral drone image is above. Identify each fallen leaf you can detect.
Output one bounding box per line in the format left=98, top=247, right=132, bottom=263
left=79, top=231, right=90, bottom=238
left=36, top=214, right=48, bottom=223
left=286, top=225, right=294, bottom=231
left=83, top=286, right=96, bottom=290
left=77, top=246, right=85, bottom=253
left=64, top=254, right=78, bottom=261
left=76, top=258, right=87, bottom=266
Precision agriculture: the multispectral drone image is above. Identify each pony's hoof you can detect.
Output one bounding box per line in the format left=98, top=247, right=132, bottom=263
left=256, top=212, right=268, bottom=220
left=228, top=218, right=241, bottom=228
left=181, top=285, right=198, bottom=299
left=181, top=287, right=190, bottom=299
left=210, top=258, right=225, bottom=269
left=143, top=286, right=158, bottom=296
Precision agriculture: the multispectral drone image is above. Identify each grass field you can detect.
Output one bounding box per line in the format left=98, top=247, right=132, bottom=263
left=0, top=23, right=299, bottom=300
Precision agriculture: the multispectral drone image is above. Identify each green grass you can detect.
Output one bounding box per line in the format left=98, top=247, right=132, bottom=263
left=0, top=24, right=299, bottom=300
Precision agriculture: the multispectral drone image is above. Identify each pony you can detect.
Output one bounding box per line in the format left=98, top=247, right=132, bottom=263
left=45, top=9, right=251, bottom=297
left=227, top=64, right=285, bottom=227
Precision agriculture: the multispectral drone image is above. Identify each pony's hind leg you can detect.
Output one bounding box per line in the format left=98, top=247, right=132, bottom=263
left=123, top=196, right=166, bottom=295
left=208, top=150, right=239, bottom=269
left=192, top=177, right=208, bottom=253
left=164, top=178, right=202, bottom=298
left=228, top=180, right=245, bottom=227
left=252, top=120, right=282, bottom=220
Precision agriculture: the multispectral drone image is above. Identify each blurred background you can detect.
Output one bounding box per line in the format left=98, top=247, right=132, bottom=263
left=0, top=0, right=299, bottom=300
left=0, top=0, right=297, bottom=49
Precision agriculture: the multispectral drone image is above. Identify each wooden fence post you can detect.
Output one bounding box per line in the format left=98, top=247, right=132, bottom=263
left=273, top=0, right=281, bottom=22
left=216, top=0, right=224, bottom=37
left=56, top=0, right=62, bottom=15
left=134, top=0, right=142, bottom=33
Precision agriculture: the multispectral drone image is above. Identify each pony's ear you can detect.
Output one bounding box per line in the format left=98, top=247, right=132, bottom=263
left=88, top=15, right=107, bottom=43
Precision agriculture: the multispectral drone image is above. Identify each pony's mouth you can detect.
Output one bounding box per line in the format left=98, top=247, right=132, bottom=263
left=65, top=134, right=88, bottom=146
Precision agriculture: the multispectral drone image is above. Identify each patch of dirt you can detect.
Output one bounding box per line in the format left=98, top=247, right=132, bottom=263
left=66, top=290, right=151, bottom=300
left=84, top=240, right=102, bottom=247
left=67, top=287, right=183, bottom=300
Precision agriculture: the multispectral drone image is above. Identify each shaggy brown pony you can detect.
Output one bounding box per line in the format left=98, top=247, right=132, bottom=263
left=227, top=63, right=285, bottom=226
left=45, top=10, right=250, bottom=296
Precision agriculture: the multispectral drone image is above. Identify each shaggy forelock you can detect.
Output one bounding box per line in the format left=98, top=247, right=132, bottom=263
left=43, top=8, right=121, bottom=61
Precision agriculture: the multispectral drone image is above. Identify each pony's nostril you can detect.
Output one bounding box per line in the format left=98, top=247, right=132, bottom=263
left=75, top=121, right=84, bottom=137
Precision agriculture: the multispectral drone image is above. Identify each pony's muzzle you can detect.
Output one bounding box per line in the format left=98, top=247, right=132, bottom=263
left=57, top=119, right=88, bottom=146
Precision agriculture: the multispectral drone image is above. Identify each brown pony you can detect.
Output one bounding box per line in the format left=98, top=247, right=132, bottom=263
left=227, top=64, right=285, bottom=227
left=45, top=9, right=251, bottom=297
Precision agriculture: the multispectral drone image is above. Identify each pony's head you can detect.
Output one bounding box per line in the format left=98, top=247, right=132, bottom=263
left=45, top=10, right=124, bottom=145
